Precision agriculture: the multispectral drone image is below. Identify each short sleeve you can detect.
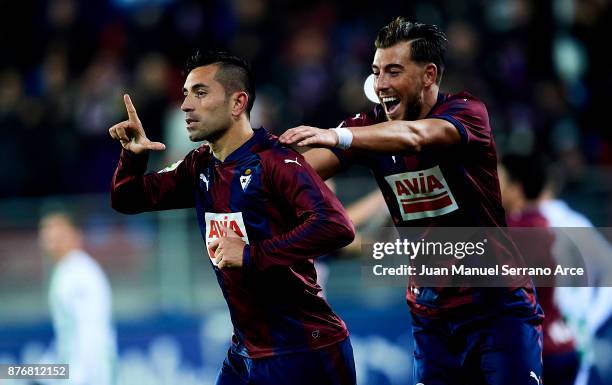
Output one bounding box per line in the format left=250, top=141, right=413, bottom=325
left=429, top=96, right=491, bottom=148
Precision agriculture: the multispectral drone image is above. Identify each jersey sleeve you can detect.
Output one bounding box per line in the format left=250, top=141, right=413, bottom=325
left=429, top=95, right=492, bottom=147
left=329, top=113, right=375, bottom=169
left=110, top=148, right=200, bottom=214
left=244, top=151, right=355, bottom=270
left=328, top=118, right=358, bottom=170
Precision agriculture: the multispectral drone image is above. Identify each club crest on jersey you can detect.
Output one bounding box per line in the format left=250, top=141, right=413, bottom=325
left=205, top=212, right=250, bottom=265
left=384, top=165, right=458, bottom=221
left=240, top=169, right=252, bottom=191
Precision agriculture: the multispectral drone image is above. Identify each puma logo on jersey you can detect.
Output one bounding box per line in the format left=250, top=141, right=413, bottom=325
left=199, top=173, right=209, bottom=190
left=284, top=158, right=301, bottom=166
left=384, top=165, right=458, bottom=221
left=205, top=212, right=250, bottom=265
left=530, top=371, right=540, bottom=385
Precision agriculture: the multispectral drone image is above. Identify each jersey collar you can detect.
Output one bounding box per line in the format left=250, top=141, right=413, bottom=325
left=216, top=127, right=266, bottom=163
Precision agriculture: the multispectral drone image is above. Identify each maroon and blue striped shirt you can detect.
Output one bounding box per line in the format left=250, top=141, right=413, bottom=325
left=333, top=92, right=537, bottom=317
left=111, top=128, right=355, bottom=358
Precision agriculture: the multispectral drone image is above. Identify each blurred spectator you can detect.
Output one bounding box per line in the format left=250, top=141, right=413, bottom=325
left=130, top=53, right=172, bottom=141
left=499, top=154, right=579, bottom=385
left=0, top=69, right=32, bottom=196
left=38, top=211, right=117, bottom=385
left=0, top=1, right=609, bottom=226
left=538, top=168, right=612, bottom=385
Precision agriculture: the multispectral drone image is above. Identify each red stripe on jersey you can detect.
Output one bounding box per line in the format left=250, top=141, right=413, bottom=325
left=401, top=194, right=452, bottom=213
left=400, top=191, right=448, bottom=203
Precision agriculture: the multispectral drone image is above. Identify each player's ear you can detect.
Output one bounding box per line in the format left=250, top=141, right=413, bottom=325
left=231, top=91, right=249, bottom=118
left=423, top=63, right=437, bottom=88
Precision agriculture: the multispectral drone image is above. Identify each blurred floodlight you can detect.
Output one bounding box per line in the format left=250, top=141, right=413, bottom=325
left=364, top=74, right=380, bottom=104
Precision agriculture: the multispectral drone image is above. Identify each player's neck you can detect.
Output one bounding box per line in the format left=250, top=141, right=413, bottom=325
left=53, top=244, right=80, bottom=263
left=523, top=201, right=541, bottom=213
left=506, top=197, right=526, bottom=217
left=210, top=117, right=254, bottom=162
left=537, top=189, right=554, bottom=204
left=418, top=85, right=439, bottom=119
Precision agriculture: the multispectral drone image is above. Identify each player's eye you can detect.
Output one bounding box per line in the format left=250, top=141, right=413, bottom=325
left=196, top=90, right=207, bottom=97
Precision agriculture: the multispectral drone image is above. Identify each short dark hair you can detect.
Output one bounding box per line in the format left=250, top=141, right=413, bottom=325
left=502, top=154, right=549, bottom=200
left=185, top=50, right=256, bottom=116
left=375, top=17, right=448, bottom=85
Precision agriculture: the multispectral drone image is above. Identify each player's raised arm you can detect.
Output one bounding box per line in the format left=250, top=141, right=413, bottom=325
left=279, top=118, right=460, bottom=153
left=108, top=94, right=166, bottom=154
left=109, top=94, right=197, bottom=214
left=110, top=147, right=198, bottom=214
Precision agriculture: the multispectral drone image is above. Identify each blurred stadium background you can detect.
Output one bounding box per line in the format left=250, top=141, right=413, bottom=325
left=0, top=0, right=610, bottom=384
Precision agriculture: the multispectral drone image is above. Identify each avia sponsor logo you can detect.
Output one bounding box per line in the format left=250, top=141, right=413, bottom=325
left=205, top=212, right=250, bottom=265
left=384, top=165, right=458, bottom=221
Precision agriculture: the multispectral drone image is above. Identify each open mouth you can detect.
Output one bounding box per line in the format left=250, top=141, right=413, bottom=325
left=381, top=96, right=401, bottom=115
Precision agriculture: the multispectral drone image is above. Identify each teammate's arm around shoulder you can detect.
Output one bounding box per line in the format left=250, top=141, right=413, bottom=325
left=280, top=119, right=460, bottom=154
left=350, top=118, right=461, bottom=152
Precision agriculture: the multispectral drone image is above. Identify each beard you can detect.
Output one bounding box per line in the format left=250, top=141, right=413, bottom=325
left=187, top=114, right=233, bottom=143
left=402, top=92, right=423, bottom=121
left=189, top=125, right=226, bottom=143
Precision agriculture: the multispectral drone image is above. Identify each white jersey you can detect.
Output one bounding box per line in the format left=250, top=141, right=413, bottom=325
left=539, top=199, right=612, bottom=331
left=539, top=199, right=612, bottom=385
left=48, top=249, right=117, bottom=385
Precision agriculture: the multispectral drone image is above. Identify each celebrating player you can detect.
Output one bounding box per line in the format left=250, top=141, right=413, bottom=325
left=109, top=51, right=356, bottom=385
left=280, top=18, right=544, bottom=385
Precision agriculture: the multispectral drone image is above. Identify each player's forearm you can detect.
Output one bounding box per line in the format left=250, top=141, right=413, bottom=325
left=111, top=150, right=151, bottom=214
left=112, top=150, right=196, bottom=213
left=246, top=211, right=355, bottom=270
left=348, top=119, right=459, bottom=153
left=347, top=120, right=423, bottom=152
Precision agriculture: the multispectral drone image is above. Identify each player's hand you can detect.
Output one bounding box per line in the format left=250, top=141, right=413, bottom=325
left=208, top=225, right=246, bottom=269
left=108, top=94, right=166, bottom=154
left=279, top=126, right=339, bottom=148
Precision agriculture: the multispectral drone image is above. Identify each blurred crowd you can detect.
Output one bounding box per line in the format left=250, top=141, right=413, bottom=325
left=1, top=0, right=610, bottom=222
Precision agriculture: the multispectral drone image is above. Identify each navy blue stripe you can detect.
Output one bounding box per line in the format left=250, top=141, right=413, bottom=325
left=430, top=114, right=468, bottom=145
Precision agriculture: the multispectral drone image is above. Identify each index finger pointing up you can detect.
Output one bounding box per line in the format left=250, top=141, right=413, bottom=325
left=123, top=94, right=140, bottom=122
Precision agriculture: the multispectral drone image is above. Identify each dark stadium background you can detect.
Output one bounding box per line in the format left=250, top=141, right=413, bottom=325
left=0, top=1, right=610, bottom=384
